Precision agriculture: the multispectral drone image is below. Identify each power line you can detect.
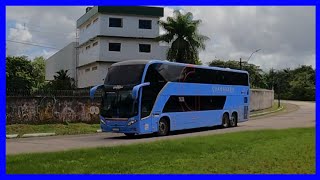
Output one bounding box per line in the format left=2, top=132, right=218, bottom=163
left=8, top=26, right=74, bottom=36
left=6, top=39, right=59, bottom=50
left=8, top=20, right=75, bottom=35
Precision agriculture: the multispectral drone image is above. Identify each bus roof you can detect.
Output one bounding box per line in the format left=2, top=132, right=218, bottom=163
left=111, top=59, right=249, bottom=74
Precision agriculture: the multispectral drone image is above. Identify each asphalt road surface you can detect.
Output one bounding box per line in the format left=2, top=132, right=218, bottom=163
left=6, top=100, right=315, bottom=155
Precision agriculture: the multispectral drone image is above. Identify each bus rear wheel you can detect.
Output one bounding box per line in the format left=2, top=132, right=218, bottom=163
left=158, top=118, right=169, bottom=136
left=230, top=113, right=238, bottom=127
left=222, top=113, right=230, bottom=128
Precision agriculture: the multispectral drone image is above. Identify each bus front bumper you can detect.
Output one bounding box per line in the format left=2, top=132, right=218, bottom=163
left=100, top=116, right=139, bottom=134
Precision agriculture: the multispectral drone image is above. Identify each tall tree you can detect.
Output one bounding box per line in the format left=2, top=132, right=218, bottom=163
left=49, top=69, right=76, bottom=90
left=31, top=56, right=46, bottom=90
left=156, top=10, right=209, bottom=64
left=6, top=56, right=34, bottom=91
left=208, top=59, right=266, bottom=88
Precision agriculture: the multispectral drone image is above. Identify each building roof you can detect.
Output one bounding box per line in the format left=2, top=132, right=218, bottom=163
left=77, top=6, right=164, bottom=28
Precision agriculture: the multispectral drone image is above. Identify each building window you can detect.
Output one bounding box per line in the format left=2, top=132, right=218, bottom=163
left=86, top=45, right=90, bottom=50
left=93, top=18, right=98, bottom=24
left=92, top=66, right=98, bottom=71
left=139, top=44, right=151, bottom=53
left=85, top=68, right=90, bottom=72
left=139, top=20, right=152, bottom=29
left=86, top=23, right=91, bottom=28
left=109, top=18, right=122, bottom=27
left=93, top=41, right=98, bottom=47
left=109, top=43, right=121, bottom=52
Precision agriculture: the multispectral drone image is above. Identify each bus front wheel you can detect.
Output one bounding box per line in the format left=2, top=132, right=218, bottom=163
left=158, top=118, right=170, bottom=136
left=222, top=113, right=230, bottom=128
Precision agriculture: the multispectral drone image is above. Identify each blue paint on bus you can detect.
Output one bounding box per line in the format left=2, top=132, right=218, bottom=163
left=91, top=60, right=250, bottom=136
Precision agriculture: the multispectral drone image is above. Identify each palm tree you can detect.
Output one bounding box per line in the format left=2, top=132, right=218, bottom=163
left=156, top=10, right=209, bottom=64
left=51, top=69, right=75, bottom=90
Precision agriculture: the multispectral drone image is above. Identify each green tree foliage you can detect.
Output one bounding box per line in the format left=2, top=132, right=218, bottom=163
left=31, top=56, right=46, bottom=90
left=208, top=59, right=266, bottom=88
left=46, top=69, right=76, bottom=90
left=273, top=66, right=315, bottom=101
left=157, top=10, right=209, bottom=64
left=208, top=59, right=315, bottom=101
left=6, top=56, right=34, bottom=90
left=6, top=56, right=47, bottom=91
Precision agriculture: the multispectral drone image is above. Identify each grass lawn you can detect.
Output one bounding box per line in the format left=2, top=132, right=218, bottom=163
left=250, top=102, right=285, bottom=116
left=7, top=127, right=315, bottom=174
left=6, top=123, right=100, bottom=136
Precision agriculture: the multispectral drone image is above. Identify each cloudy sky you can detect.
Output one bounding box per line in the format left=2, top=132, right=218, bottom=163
left=6, top=6, right=315, bottom=71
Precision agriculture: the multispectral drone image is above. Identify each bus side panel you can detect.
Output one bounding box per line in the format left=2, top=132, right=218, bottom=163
left=138, top=117, right=154, bottom=134
left=223, top=95, right=245, bottom=121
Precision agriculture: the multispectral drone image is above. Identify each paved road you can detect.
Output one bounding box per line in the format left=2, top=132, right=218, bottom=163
left=6, top=101, right=315, bottom=155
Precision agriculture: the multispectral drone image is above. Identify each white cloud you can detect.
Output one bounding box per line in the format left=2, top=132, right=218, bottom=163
left=8, top=23, right=32, bottom=41
left=6, top=6, right=86, bottom=58
left=182, top=6, right=315, bottom=70
left=7, top=23, right=33, bottom=56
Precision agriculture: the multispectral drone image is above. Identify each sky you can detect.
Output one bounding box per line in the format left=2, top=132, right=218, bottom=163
left=6, top=6, right=315, bottom=71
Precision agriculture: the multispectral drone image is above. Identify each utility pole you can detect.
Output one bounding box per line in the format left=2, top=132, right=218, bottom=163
left=277, top=77, right=281, bottom=108
left=239, top=58, right=242, bottom=70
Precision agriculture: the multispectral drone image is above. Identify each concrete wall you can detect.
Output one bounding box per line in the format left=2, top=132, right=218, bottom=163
left=250, top=89, right=274, bottom=111
left=45, top=42, right=78, bottom=81
left=6, top=96, right=101, bottom=125
left=6, top=89, right=274, bottom=124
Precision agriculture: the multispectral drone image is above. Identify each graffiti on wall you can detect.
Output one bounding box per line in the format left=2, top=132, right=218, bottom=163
left=6, top=96, right=102, bottom=124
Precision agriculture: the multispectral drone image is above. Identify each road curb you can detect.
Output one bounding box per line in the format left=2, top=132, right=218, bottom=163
left=250, top=105, right=284, bottom=117
left=6, top=134, right=18, bottom=139
left=21, top=133, right=56, bottom=138
left=96, top=129, right=102, bottom=133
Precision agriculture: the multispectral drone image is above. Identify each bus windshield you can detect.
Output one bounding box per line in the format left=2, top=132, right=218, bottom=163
left=105, top=64, right=145, bottom=85
left=100, top=91, right=138, bottom=118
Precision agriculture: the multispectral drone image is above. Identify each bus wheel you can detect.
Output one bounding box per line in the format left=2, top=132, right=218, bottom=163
left=230, top=113, right=238, bottom=127
left=158, top=118, right=169, bottom=136
left=222, top=113, right=230, bottom=128
left=124, top=133, right=135, bottom=138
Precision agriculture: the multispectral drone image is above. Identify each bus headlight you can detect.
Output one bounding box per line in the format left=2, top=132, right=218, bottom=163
left=128, top=120, right=137, bottom=126
left=100, top=119, right=106, bottom=125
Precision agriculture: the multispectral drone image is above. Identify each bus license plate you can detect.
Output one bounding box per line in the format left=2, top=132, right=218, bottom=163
left=112, top=128, right=120, bottom=132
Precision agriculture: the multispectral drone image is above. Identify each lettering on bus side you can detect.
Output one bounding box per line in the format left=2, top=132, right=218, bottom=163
left=212, top=86, right=235, bottom=93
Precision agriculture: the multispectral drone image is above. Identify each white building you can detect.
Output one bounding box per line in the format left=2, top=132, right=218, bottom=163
left=45, top=42, right=78, bottom=81
left=46, top=6, right=168, bottom=88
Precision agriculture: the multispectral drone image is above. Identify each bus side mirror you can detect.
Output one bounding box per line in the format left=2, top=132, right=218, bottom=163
left=132, top=82, right=150, bottom=100
left=90, top=84, right=104, bottom=100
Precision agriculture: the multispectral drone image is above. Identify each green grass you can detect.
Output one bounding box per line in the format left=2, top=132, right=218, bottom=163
left=7, top=127, right=315, bottom=174
left=6, top=123, right=100, bottom=136
left=250, top=102, right=285, bottom=116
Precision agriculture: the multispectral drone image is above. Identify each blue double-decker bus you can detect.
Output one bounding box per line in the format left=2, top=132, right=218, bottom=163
left=90, top=60, right=250, bottom=137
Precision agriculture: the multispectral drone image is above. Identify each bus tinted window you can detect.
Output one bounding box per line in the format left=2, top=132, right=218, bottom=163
left=163, top=95, right=227, bottom=112
left=145, top=63, right=248, bottom=86
left=155, top=63, right=184, bottom=82
left=141, top=64, right=167, bottom=118
left=105, top=64, right=145, bottom=85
